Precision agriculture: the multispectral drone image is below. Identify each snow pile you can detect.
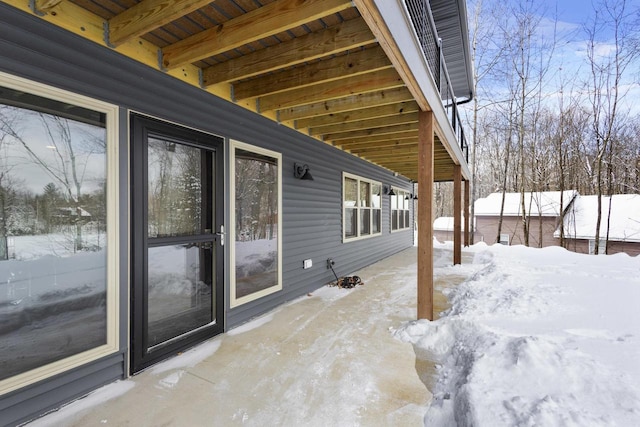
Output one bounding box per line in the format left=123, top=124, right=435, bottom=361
left=396, top=243, right=640, bottom=426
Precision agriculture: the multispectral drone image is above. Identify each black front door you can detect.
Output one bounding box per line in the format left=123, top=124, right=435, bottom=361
left=130, top=114, right=224, bottom=373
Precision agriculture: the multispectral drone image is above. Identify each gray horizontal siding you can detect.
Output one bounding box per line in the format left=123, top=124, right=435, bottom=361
left=0, top=3, right=416, bottom=424
left=0, top=353, right=124, bottom=427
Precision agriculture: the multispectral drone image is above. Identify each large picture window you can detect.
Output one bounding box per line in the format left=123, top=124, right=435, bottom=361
left=230, top=141, right=282, bottom=307
left=0, top=72, right=118, bottom=394
left=391, top=190, right=411, bottom=231
left=343, top=173, right=381, bottom=241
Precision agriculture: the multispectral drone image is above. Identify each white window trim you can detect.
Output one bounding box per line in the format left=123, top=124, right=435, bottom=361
left=342, top=172, right=382, bottom=242
left=588, top=238, right=606, bottom=255
left=229, top=140, right=283, bottom=308
left=391, top=190, right=411, bottom=232
left=0, top=71, right=120, bottom=395
left=499, top=233, right=510, bottom=245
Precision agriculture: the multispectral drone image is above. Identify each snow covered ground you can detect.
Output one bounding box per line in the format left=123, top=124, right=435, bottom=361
left=397, top=241, right=640, bottom=426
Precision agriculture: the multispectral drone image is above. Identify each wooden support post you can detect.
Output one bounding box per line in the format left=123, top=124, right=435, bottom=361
left=453, top=164, right=462, bottom=265
left=464, top=179, right=470, bottom=247
left=417, top=110, right=434, bottom=320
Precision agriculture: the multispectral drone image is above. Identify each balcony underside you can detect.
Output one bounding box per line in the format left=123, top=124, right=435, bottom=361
left=11, top=0, right=469, bottom=182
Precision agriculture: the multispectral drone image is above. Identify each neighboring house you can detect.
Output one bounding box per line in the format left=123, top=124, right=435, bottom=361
left=556, top=194, right=640, bottom=256
left=433, top=216, right=477, bottom=243
left=53, top=207, right=92, bottom=224
left=474, top=191, right=578, bottom=247
left=433, top=216, right=455, bottom=242
left=0, top=0, right=473, bottom=424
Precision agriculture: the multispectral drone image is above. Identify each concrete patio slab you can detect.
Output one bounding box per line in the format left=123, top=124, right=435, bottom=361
left=27, top=246, right=471, bottom=427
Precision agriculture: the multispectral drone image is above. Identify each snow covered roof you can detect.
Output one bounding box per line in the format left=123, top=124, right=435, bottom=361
left=56, top=207, right=92, bottom=217
left=434, top=216, right=475, bottom=231
left=434, top=217, right=454, bottom=231
left=555, top=194, right=640, bottom=242
left=474, top=190, right=578, bottom=217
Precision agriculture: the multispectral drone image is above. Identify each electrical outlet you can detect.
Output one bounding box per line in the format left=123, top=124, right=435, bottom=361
left=303, top=259, right=312, bottom=269
left=327, top=258, right=335, bottom=269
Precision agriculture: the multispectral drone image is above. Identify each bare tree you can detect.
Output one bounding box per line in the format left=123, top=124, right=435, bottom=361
left=502, top=1, right=556, bottom=246
left=466, top=0, right=506, bottom=244
left=0, top=109, right=104, bottom=252
left=584, top=0, right=637, bottom=254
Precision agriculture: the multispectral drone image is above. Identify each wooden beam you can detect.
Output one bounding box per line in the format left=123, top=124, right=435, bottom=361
left=34, top=0, right=62, bottom=12
left=108, top=0, right=212, bottom=46
left=464, top=179, right=470, bottom=247
left=259, top=68, right=404, bottom=112
left=202, top=18, right=374, bottom=85
left=310, top=111, right=418, bottom=136
left=338, top=135, right=418, bottom=148
left=417, top=110, right=434, bottom=320
left=234, top=46, right=391, bottom=100
left=453, top=164, right=462, bottom=265
left=350, top=146, right=419, bottom=156
left=361, top=156, right=417, bottom=165
left=162, top=0, right=353, bottom=69
left=278, top=87, right=414, bottom=121
left=296, top=101, right=419, bottom=129
left=349, top=160, right=453, bottom=170
left=353, top=0, right=429, bottom=111
left=372, top=147, right=454, bottom=160
left=376, top=160, right=421, bottom=167
left=323, top=122, right=417, bottom=141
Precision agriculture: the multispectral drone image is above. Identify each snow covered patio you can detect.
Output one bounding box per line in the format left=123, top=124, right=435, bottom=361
left=27, top=246, right=466, bottom=426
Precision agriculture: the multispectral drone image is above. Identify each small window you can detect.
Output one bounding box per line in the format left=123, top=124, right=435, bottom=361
left=588, top=239, right=606, bottom=255
left=391, top=190, right=411, bottom=231
left=230, top=141, right=282, bottom=307
left=499, top=233, right=510, bottom=245
left=343, top=173, right=382, bottom=241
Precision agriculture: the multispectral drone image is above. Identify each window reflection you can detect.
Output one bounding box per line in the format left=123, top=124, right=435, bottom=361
left=147, top=138, right=203, bottom=238
left=0, top=86, right=107, bottom=381
left=234, top=148, right=279, bottom=300
left=147, top=244, right=212, bottom=347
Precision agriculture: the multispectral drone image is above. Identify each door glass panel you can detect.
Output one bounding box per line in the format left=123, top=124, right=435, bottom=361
left=147, top=138, right=203, bottom=238
left=147, top=243, right=213, bottom=348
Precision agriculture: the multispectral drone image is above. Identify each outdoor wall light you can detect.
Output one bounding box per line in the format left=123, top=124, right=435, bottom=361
left=293, top=162, right=314, bottom=180
left=384, top=185, right=396, bottom=196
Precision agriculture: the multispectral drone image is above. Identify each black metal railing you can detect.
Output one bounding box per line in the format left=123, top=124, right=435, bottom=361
left=404, top=0, right=469, bottom=163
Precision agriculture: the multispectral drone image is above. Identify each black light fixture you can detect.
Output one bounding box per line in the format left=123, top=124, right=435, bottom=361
left=293, top=163, right=314, bottom=180
left=405, top=194, right=411, bottom=200
left=413, top=194, right=418, bottom=200
left=384, top=185, right=396, bottom=196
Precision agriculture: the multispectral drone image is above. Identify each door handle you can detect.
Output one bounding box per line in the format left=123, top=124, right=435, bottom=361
left=216, top=225, right=225, bottom=246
